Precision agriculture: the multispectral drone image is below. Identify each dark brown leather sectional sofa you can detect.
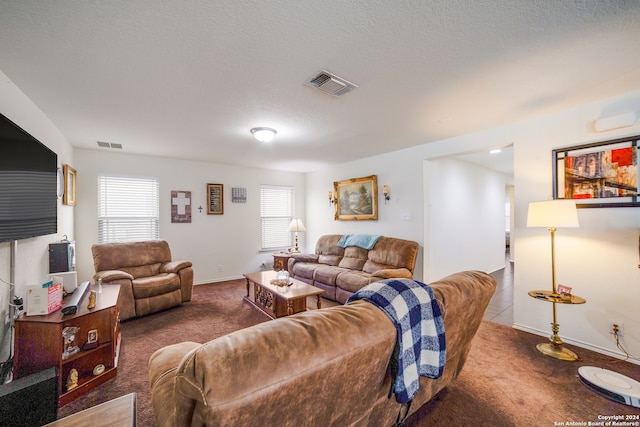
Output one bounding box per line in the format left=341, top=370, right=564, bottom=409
left=148, top=270, right=496, bottom=426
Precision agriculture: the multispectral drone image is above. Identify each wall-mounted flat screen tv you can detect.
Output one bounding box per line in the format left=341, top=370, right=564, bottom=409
left=0, top=112, right=57, bottom=242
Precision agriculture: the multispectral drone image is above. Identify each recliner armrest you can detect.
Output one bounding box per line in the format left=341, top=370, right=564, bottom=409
left=290, top=253, right=319, bottom=263
left=371, top=268, right=413, bottom=279
left=149, top=341, right=201, bottom=427
left=161, top=260, right=193, bottom=273
left=95, top=269, right=134, bottom=282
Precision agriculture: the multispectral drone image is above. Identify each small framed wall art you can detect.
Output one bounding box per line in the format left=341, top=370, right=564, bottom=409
left=207, top=183, right=224, bottom=214
left=171, top=190, right=192, bottom=223
left=62, top=164, right=77, bottom=206
left=553, top=135, right=639, bottom=208
left=232, top=187, right=247, bottom=203
left=333, top=174, right=378, bottom=220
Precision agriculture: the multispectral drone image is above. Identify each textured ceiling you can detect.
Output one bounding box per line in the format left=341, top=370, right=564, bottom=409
left=1, top=1, right=639, bottom=173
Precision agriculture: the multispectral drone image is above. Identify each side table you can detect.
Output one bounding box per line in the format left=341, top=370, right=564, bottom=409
left=272, top=252, right=292, bottom=272
left=528, top=289, right=586, bottom=361
left=14, top=284, right=121, bottom=406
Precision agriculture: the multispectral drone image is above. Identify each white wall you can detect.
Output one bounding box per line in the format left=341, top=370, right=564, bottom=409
left=304, top=142, right=510, bottom=284
left=306, top=89, right=640, bottom=362
left=0, top=71, right=75, bottom=361
left=511, top=91, right=640, bottom=361
left=305, top=147, right=428, bottom=280
left=0, top=73, right=75, bottom=290
left=73, top=149, right=305, bottom=284
left=424, top=157, right=507, bottom=281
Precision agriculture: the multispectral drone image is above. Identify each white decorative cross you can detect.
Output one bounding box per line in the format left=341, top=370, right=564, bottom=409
left=172, top=192, right=191, bottom=215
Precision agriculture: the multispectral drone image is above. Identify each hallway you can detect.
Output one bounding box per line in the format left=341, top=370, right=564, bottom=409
left=483, top=250, right=514, bottom=326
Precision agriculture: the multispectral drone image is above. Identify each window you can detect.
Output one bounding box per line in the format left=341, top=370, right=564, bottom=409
left=98, top=175, right=159, bottom=243
left=260, top=185, right=294, bottom=250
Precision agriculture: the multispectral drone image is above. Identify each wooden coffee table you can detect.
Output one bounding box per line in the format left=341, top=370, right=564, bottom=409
left=243, top=271, right=324, bottom=319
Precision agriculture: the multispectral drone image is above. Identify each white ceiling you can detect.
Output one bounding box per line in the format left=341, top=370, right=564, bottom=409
left=1, top=1, right=639, bottom=173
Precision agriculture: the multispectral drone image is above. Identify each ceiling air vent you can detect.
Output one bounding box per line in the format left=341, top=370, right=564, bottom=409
left=97, top=141, right=122, bottom=149
left=305, top=70, right=358, bottom=97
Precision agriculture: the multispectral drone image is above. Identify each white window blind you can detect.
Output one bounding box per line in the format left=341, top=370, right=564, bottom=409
left=260, top=185, right=294, bottom=250
left=98, top=175, right=159, bottom=243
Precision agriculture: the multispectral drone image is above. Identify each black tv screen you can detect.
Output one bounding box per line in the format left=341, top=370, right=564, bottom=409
left=0, top=113, right=57, bottom=242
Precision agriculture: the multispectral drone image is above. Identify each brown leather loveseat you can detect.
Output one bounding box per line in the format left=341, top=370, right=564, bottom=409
left=148, top=270, right=496, bottom=426
left=91, top=240, right=193, bottom=320
left=289, top=234, right=419, bottom=303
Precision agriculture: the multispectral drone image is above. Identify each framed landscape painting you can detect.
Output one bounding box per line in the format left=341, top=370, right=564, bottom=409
left=334, top=175, right=378, bottom=220
left=552, top=135, right=639, bottom=208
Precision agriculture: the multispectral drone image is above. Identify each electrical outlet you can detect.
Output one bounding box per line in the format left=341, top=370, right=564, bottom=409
left=610, top=322, right=624, bottom=337
left=217, top=265, right=224, bottom=273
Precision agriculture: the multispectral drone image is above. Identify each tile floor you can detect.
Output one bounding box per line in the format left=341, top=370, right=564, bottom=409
left=483, top=250, right=514, bottom=326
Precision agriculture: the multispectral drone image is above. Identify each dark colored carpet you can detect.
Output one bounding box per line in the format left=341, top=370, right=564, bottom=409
left=58, top=280, right=640, bottom=426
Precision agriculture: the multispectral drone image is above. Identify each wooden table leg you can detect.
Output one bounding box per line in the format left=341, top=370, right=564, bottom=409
left=287, top=300, right=294, bottom=316
left=245, top=278, right=250, bottom=298
left=316, top=295, right=322, bottom=309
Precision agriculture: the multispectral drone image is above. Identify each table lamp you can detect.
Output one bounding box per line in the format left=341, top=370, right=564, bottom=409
left=288, top=218, right=306, bottom=252
left=527, top=199, right=580, bottom=360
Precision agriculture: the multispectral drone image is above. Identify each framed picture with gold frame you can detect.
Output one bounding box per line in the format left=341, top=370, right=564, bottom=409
left=334, top=175, right=378, bottom=220
left=62, top=164, right=76, bottom=206
left=207, top=183, right=224, bottom=214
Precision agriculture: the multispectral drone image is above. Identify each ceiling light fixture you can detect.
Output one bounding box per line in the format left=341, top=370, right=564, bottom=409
left=489, top=149, right=502, bottom=154
left=250, top=127, right=277, bottom=143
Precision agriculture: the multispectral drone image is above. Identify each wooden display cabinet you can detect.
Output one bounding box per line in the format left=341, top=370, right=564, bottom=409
left=14, top=285, right=121, bottom=407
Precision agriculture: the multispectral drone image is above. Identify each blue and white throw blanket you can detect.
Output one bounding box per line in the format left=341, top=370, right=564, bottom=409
left=347, top=279, right=446, bottom=404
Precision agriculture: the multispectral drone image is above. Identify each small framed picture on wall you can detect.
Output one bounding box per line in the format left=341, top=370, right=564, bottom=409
left=207, top=183, right=224, bottom=214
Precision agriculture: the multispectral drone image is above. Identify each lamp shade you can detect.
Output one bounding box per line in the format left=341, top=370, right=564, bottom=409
left=527, top=200, right=579, bottom=228
left=287, top=218, right=306, bottom=232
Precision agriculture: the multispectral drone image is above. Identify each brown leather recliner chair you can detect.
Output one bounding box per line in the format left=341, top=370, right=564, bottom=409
left=91, top=240, right=193, bottom=320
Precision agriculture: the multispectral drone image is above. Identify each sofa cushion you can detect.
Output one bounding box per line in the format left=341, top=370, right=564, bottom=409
left=135, top=289, right=182, bottom=318
left=291, top=262, right=317, bottom=280
left=335, top=270, right=378, bottom=294
left=362, top=237, right=418, bottom=274
left=132, top=273, right=181, bottom=299
left=315, top=234, right=345, bottom=266
left=122, top=262, right=162, bottom=279
left=92, top=240, right=172, bottom=271
left=313, top=265, right=348, bottom=287
left=337, top=246, right=368, bottom=270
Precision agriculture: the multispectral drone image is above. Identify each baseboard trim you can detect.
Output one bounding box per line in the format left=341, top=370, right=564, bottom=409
left=194, top=276, right=244, bottom=286
left=512, top=323, right=639, bottom=366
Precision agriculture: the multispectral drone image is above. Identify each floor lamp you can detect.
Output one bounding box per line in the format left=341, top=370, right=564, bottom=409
left=288, top=218, right=306, bottom=253
left=527, top=200, right=580, bottom=360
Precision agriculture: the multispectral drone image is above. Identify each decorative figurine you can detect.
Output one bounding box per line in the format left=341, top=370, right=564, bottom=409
left=62, top=326, right=80, bottom=360
left=66, top=368, right=78, bottom=391
left=87, top=290, right=96, bottom=309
